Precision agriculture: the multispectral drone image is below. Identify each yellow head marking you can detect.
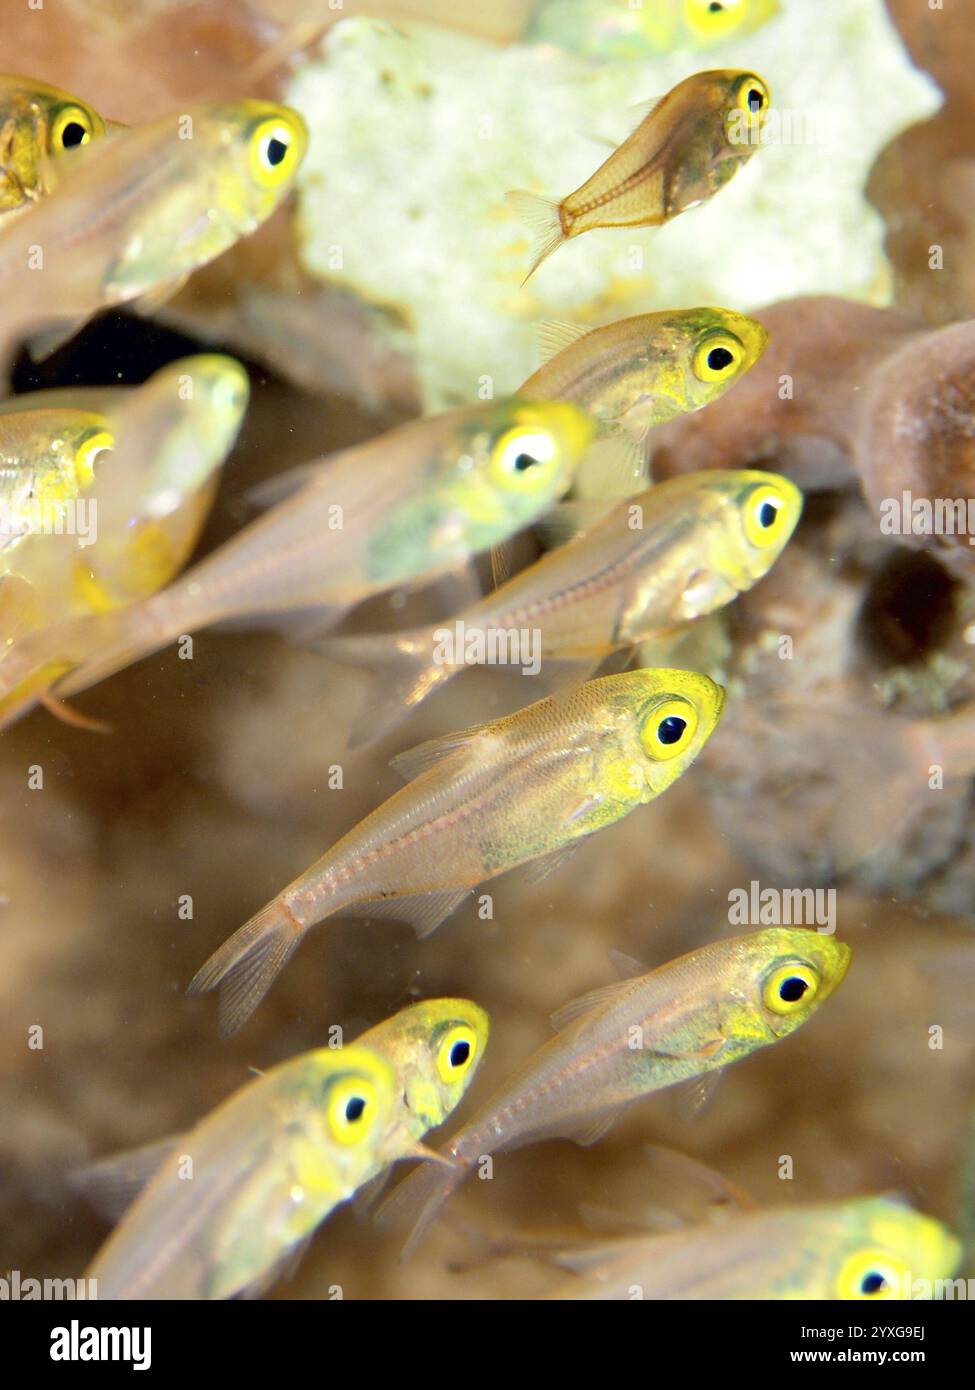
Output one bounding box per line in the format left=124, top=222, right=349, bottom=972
left=741, top=480, right=796, bottom=550
left=436, top=1023, right=480, bottom=1086
left=639, top=695, right=700, bottom=762
left=50, top=102, right=100, bottom=152
left=326, top=1073, right=383, bottom=1146
left=734, top=72, right=772, bottom=127
left=761, top=959, right=821, bottom=1015
left=835, top=1248, right=909, bottom=1301
left=486, top=400, right=594, bottom=496
left=248, top=114, right=305, bottom=191
left=73, top=428, right=114, bottom=488
left=692, top=329, right=747, bottom=384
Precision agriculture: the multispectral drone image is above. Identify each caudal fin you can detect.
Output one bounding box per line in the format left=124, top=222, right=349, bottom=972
left=187, top=898, right=303, bottom=1037
left=505, top=190, right=567, bottom=283
left=326, top=628, right=457, bottom=749
left=376, top=1152, right=470, bottom=1259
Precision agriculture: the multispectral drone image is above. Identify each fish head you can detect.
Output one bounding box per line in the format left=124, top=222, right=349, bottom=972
left=729, top=927, right=851, bottom=1042
left=610, top=667, right=726, bottom=801
left=205, top=100, right=308, bottom=234
left=295, top=1045, right=400, bottom=1193
left=362, top=999, right=490, bottom=1137
left=826, top=1197, right=962, bottom=1300
left=440, top=398, right=595, bottom=542
left=680, top=0, right=780, bottom=49
left=108, top=355, right=249, bottom=521
left=717, top=68, right=772, bottom=153
left=669, top=307, right=768, bottom=414
left=0, top=78, right=109, bottom=215
left=669, top=469, right=802, bottom=620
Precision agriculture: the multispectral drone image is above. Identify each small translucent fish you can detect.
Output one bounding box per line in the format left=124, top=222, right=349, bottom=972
left=640, top=0, right=780, bottom=51
left=0, top=406, right=113, bottom=556
left=527, top=0, right=780, bottom=60
left=0, top=356, right=248, bottom=723
left=328, top=469, right=801, bottom=744
left=81, top=999, right=488, bottom=1299
left=519, top=308, right=767, bottom=489
left=545, top=1197, right=961, bottom=1300
left=506, top=68, right=771, bottom=281
left=40, top=398, right=594, bottom=702
left=0, top=99, right=307, bottom=366
left=378, top=928, right=850, bottom=1253
left=188, top=668, right=724, bottom=1036
left=245, top=0, right=537, bottom=77
left=0, top=75, right=120, bottom=222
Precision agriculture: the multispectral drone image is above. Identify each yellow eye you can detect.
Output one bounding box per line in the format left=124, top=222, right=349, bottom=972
left=761, top=961, right=820, bottom=1015
left=836, top=1249, right=910, bottom=1300
left=51, top=105, right=96, bottom=151
left=640, top=697, right=698, bottom=762
left=326, top=1075, right=380, bottom=1146
left=487, top=426, right=561, bottom=493
left=74, top=429, right=114, bottom=487
left=692, top=332, right=745, bottom=383
left=249, top=118, right=302, bottom=188
left=436, top=1025, right=479, bottom=1085
left=736, top=74, right=771, bottom=122
left=742, top=483, right=790, bottom=549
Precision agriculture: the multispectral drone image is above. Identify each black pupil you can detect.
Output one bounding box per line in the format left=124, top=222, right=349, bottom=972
left=61, top=121, right=87, bottom=147
left=658, top=716, right=687, bottom=745
left=707, top=346, right=734, bottom=372
left=861, top=1271, right=887, bottom=1295
left=345, top=1095, right=366, bottom=1123
left=710, top=2, right=724, bottom=11
left=748, top=88, right=764, bottom=112
left=759, top=500, right=779, bottom=528
left=779, top=976, right=808, bottom=1003
left=449, top=1040, right=470, bottom=1068
left=513, top=453, right=537, bottom=472
left=266, top=136, right=288, bottom=167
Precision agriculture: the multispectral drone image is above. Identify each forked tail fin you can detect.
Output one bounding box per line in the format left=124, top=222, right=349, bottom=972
left=326, top=627, right=457, bottom=749
left=376, top=1150, right=471, bottom=1259
left=187, top=898, right=304, bottom=1037
left=505, top=190, right=567, bottom=283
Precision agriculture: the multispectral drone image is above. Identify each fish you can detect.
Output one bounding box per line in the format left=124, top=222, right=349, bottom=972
left=81, top=998, right=488, bottom=1299
left=243, top=0, right=538, bottom=80
left=526, top=0, right=780, bottom=60
left=188, top=667, right=725, bottom=1036
left=378, top=928, right=850, bottom=1254
left=39, top=398, right=594, bottom=704
left=518, top=307, right=768, bottom=491
left=0, top=406, right=114, bottom=556
left=506, top=68, right=771, bottom=281
left=651, top=0, right=780, bottom=50
left=0, top=75, right=119, bottom=222
left=0, top=99, right=307, bottom=367
left=328, top=468, right=801, bottom=744
left=0, top=355, right=249, bottom=723
left=544, top=1197, right=962, bottom=1300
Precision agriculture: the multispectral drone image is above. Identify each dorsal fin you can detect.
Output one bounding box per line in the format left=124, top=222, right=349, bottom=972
left=626, top=94, right=666, bottom=133
left=608, top=948, right=648, bottom=979
left=389, top=724, right=492, bottom=782
left=536, top=319, right=591, bottom=364
left=549, top=977, right=635, bottom=1032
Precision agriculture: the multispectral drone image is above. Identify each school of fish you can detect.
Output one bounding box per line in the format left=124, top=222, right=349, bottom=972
left=0, top=0, right=965, bottom=1307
